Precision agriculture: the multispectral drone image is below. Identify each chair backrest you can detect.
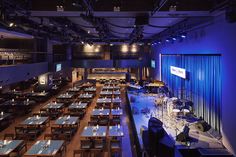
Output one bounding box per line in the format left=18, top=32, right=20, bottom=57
left=44, top=133, right=53, bottom=140
left=4, top=133, right=15, bottom=140
left=15, top=126, right=24, bottom=134
left=73, top=149, right=83, bottom=157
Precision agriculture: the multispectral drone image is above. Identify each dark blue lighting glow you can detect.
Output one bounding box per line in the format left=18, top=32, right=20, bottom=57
left=180, top=33, right=187, bottom=38
left=172, top=37, right=177, bottom=41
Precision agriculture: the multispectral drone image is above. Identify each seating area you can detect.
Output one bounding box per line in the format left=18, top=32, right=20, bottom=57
left=0, top=80, right=127, bottom=157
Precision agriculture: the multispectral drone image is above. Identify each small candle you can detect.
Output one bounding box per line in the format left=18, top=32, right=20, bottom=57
left=47, top=140, right=51, bottom=145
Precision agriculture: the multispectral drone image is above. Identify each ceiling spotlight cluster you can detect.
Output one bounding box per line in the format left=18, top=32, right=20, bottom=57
left=151, top=32, right=187, bottom=46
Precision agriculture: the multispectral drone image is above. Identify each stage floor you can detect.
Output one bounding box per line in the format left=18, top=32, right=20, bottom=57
left=127, top=92, right=224, bottom=151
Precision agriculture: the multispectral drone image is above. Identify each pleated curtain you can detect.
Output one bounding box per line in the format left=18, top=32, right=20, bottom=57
left=161, top=54, right=222, bottom=132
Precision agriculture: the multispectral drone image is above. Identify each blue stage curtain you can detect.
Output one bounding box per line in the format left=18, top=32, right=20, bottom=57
left=161, top=54, right=222, bottom=132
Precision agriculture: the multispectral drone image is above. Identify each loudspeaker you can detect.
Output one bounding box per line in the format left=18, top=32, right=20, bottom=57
left=135, top=14, right=149, bottom=26
left=195, top=121, right=211, bottom=132
left=226, top=1, right=236, bottom=23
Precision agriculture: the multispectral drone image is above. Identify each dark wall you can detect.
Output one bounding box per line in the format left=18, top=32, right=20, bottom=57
left=0, top=39, right=34, bottom=50
left=72, top=44, right=107, bottom=59
left=53, top=44, right=67, bottom=62
left=0, top=62, right=48, bottom=86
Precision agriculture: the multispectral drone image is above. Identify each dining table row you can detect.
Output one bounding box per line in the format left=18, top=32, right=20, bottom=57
left=0, top=81, right=124, bottom=157
left=74, top=83, right=124, bottom=157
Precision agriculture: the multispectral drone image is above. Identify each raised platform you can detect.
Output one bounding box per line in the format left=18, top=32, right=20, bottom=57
left=126, top=91, right=231, bottom=157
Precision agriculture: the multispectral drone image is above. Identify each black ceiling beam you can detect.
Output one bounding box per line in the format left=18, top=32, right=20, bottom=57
left=79, top=0, right=111, bottom=42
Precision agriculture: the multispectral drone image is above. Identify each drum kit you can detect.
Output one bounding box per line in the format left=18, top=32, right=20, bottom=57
left=166, top=97, right=192, bottom=117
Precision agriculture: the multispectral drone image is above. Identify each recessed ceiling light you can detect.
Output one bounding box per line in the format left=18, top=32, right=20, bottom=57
left=9, top=22, right=14, bottom=27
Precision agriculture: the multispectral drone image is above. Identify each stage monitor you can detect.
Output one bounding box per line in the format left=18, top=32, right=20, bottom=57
left=170, top=66, right=186, bottom=79
left=56, top=64, right=62, bottom=72
left=151, top=60, right=156, bottom=68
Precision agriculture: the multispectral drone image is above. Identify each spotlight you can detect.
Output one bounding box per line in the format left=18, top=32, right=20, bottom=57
left=166, top=38, right=170, bottom=42
left=87, top=30, right=90, bottom=34
left=9, top=22, right=14, bottom=27
left=110, top=43, right=113, bottom=46
left=81, top=41, right=84, bottom=44
left=157, top=40, right=162, bottom=44
left=172, top=36, right=177, bottom=41
left=180, top=32, right=187, bottom=38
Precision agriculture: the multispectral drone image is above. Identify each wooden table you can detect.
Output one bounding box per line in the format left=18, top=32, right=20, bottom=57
left=100, top=91, right=113, bottom=96
left=113, top=90, right=121, bottom=95
left=68, top=102, right=88, bottom=110
left=78, top=93, right=94, bottom=99
left=0, top=113, right=12, bottom=131
left=43, top=102, right=64, bottom=110
left=111, top=109, right=123, bottom=116
left=92, top=109, right=110, bottom=116
left=102, top=86, right=114, bottom=90
left=97, top=98, right=112, bottom=104
left=55, top=116, right=79, bottom=126
left=112, top=97, right=122, bottom=103
left=21, top=116, right=49, bottom=126
left=108, top=125, right=124, bottom=137
left=0, top=140, right=25, bottom=157
left=84, top=87, right=96, bottom=92
left=67, top=87, right=80, bottom=92
left=24, top=140, right=65, bottom=157
left=81, top=126, right=107, bottom=138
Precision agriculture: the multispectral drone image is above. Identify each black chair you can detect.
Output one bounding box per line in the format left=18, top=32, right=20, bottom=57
left=4, top=133, right=15, bottom=140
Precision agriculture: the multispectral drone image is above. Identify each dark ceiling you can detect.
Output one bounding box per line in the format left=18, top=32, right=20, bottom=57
left=0, top=0, right=229, bottom=44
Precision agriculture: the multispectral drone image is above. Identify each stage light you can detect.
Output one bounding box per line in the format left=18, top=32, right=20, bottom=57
left=110, top=43, right=113, bottom=46
left=166, top=38, right=170, bottom=42
left=121, top=44, right=129, bottom=53
left=180, top=32, right=187, bottom=38
left=81, top=41, right=84, bottom=44
left=157, top=40, right=162, bottom=44
left=131, top=44, right=137, bottom=53
left=9, top=22, right=14, bottom=27
left=87, top=30, right=90, bottom=34
left=172, top=36, right=177, bottom=41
